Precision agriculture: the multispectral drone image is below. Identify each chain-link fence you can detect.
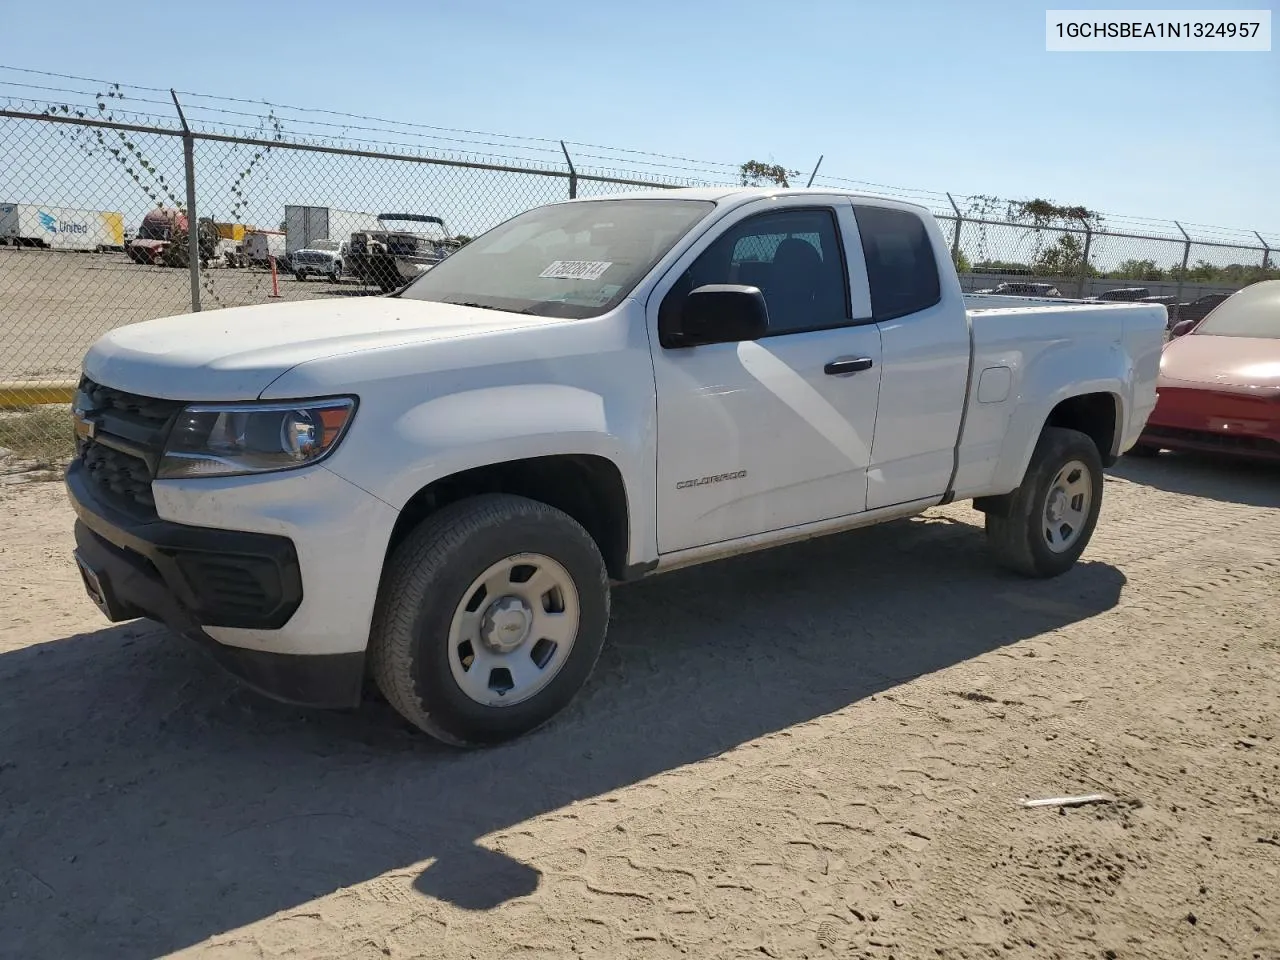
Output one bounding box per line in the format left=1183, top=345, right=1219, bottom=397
left=1, top=94, right=1277, bottom=470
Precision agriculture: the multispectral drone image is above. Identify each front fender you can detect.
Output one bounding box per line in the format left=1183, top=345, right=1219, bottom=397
left=324, top=383, right=656, bottom=567
left=987, top=339, right=1131, bottom=495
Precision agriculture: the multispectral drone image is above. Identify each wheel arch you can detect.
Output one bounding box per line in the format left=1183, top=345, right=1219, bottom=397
left=1044, top=391, right=1123, bottom=466
left=383, top=453, right=633, bottom=581
left=981, top=334, right=1132, bottom=499
left=975, top=389, right=1122, bottom=517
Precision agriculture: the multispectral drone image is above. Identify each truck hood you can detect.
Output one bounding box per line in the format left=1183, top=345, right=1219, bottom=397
left=83, top=297, right=557, bottom=401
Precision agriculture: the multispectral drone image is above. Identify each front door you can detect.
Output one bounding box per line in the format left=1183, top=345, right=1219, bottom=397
left=648, top=200, right=883, bottom=554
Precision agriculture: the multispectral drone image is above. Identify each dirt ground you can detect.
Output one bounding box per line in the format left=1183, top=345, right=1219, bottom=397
left=0, top=247, right=373, bottom=382
left=1, top=454, right=1277, bottom=960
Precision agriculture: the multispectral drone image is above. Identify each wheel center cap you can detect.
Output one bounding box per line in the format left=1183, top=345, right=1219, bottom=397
left=481, top=596, right=533, bottom=653
left=1047, top=488, right=1068, bottom=523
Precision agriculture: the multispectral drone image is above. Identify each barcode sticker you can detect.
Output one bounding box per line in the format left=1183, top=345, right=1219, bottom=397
left=539, top=260, right=612, bottom=281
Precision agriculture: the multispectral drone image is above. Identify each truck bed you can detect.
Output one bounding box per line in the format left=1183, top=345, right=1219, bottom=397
left=951, top=298, right=1167, bottom=501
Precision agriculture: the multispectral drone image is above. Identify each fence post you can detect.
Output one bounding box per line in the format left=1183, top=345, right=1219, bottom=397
left=946, top=193, right=962, bottom=269
left=560, top=141, right=577, bottom=200
left=1256, top=231, right=1272, bottom=273
left=1174, top=221, right=1191, bottom=305
left=805, top=155, right=824, bottom=188
left=170, top=90, right=201, bottom=313
left=1076, top=224, right=1092, bottom=298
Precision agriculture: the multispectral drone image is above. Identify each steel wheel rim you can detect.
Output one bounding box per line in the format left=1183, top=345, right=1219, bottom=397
left=446, top=553, right=580, bottom=707
left=1042, top=459, right=1092, bottom=554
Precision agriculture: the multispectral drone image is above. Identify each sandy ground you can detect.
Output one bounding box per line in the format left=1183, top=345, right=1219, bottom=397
left=0, top=247, right=376, bottom=382
left=1, top=454, right=1278, bottom=960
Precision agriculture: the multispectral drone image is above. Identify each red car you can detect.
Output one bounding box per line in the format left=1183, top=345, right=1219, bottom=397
left=1132, top=280, right=1280, bottom=461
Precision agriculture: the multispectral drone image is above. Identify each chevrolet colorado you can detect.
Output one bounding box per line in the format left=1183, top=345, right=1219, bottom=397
left=66, top=187, right=1165, bottom=746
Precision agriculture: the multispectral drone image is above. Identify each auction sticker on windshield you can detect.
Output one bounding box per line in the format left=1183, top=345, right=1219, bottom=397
left=539, top=260, right=613, bottom=281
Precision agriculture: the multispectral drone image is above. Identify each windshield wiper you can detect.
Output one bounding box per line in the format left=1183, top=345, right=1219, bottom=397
left=444, top=300, right=504, bottom=311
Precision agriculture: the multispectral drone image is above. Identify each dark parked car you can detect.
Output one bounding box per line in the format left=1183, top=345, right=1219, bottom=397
left=1176, top=292, right=1234, bottom=326
left=972, top=281, right=1062, bottom=297
left=1139, top=295, right=1184, bottom=329
left=1087, top=287, right=1151, bottom=303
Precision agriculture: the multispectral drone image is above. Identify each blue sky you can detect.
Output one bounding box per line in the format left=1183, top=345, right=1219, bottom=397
left=3, top=0, right=1276, bottom=233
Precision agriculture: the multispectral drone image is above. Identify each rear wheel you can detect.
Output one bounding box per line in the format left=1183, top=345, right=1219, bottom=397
left=985, top=427, right=1104, bottom=578
left=368, top=494, right=610, bottom=747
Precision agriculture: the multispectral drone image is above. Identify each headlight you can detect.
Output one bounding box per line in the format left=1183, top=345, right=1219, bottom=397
left=157, top=397, right=356, bottom=479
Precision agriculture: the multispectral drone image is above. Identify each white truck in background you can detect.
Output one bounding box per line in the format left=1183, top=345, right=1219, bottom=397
left=242, top=229, right=288, bottom=268
left=65, top=187, right=1164, bottom=748
left=0, top=203, right=125, bottom=252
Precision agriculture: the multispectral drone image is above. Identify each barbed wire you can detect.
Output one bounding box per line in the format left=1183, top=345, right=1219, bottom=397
left=0, top=63, right=1274, bottom=248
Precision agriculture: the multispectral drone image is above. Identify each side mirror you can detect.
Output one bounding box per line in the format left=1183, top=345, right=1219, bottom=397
left=672, top=284, right=769, bottom=348
left=1170, top=319, right=1196, bottom=338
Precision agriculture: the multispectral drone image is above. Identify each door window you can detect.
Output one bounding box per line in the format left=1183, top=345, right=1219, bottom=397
left=853, top=205, right=942, bottom=322
left=661, top=208, right=850, bottom=336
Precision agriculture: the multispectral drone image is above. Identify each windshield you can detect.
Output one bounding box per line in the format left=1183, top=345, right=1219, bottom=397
left=310, top=239, right=340, bottom=252
left=1194, top=282, right=1279, bottom=338
left=400, top=198, right=715, bottom=318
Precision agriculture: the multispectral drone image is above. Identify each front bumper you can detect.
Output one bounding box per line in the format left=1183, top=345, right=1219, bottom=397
left=65, top=461, right=367, bottom=708
left=1138, top=385, right=1280, bottom=461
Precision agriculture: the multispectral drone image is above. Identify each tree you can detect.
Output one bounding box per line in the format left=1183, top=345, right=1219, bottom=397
left=1111, top=258, right=1164, bottom=281
left=1008, top=198, right=1102, bottom=280
left=1008, top=198, right=1103, bottom=231
left=1033, top=234, right=1093, bottom=278
left=739, top=159, right=798, bottom=188
left=952, top=249, right=972, bottom=273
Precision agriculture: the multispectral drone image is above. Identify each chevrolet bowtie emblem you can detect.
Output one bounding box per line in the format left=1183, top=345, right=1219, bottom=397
left=72, top=409, right=96, bottom=440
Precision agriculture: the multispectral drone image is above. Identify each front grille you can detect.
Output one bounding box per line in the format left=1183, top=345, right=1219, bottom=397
left=80, top=378, right=183, bottom=429
left=76, top=377, right=185, bottom=517
left=83, top=443, right=155, bottom=511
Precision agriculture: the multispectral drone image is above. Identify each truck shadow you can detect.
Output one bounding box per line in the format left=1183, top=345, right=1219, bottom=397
left=1108, top=452, right=1280, bottom=508
left=0, top=513, right=1125, bottom=958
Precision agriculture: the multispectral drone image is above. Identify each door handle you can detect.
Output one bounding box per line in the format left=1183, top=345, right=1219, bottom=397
left=823, top=356, right=874, bottom=376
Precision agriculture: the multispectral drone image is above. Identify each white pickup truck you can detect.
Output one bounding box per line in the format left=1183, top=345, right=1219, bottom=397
left=66, top=187, right=1165, bottom=746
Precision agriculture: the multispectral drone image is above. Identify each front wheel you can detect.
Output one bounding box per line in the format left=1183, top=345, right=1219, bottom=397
left=329, top=261, right=342, bottom=283
left=368, top=494, right=610, bottom=747
left=294, top=270, right=307, bottom=282
left=985, top=426, right=1104, bottom=578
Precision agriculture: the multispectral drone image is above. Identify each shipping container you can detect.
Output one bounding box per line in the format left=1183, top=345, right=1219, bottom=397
left=284, top=205, right=381, bottom=255
left=0, top=203, right=125, bottom=251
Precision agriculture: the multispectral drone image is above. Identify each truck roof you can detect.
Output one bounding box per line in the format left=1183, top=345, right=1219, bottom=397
left=561, top=185, right=931, bottom=214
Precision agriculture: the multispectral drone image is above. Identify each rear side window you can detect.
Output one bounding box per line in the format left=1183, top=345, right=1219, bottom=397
left=853, top=205, right=941, bottom=322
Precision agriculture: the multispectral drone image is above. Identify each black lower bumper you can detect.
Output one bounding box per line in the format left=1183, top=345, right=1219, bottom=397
left=66, top=461, right=364, bottom=709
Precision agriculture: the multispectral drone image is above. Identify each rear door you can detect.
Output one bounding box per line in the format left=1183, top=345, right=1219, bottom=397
left=648, top=197, right=884, bottom=553
left=852, top=201, right=971, bottom=509
left=307, top=207, right=329, bottom=248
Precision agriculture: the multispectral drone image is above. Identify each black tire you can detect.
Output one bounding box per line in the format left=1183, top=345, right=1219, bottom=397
left=1126, top=442, right=1161, bottom=458
left=330, top=261, right=342, bottom=283
left=294, top=270, right=306, bottom=282
left=985, top=426, right=1104, bottom=578
left=368, top=494, right=610, bottom=747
